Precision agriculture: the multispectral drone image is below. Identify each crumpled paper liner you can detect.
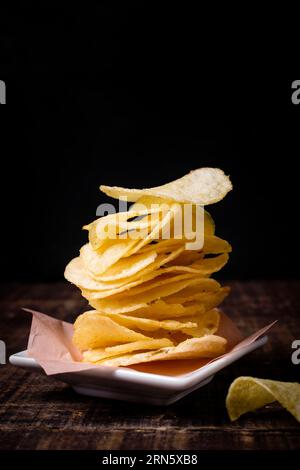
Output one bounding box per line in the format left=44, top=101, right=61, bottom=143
left=24, top=308, right=276, bottom=376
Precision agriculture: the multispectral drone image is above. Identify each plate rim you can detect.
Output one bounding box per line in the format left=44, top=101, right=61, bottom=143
left=9, top=335, right=268, bottom=391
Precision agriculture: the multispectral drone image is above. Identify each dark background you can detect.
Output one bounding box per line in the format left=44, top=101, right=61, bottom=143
left=0, top=7, right=298, bottom=282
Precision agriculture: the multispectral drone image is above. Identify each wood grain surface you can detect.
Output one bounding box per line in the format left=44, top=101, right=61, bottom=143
left=0, top=281, right=299, bottom=450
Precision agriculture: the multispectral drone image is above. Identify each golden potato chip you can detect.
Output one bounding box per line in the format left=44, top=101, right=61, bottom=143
left=82, top=338, right=174, bottom=363
left=87, top=272, right=216, bottom=300
left=65, top=256, right=152, bottom=291
left=99, top=311, right=198, bottom=332
left=164, top=278, right=226, bottom=304
left=135, top=211, right=215, bottom=257
left=73, top=311, right=149, bottom=350
left=96, top=335, right=227, bottom=366
left=203, top=235, right=232, bottom=254
left=90, top=246, right=185, bottom=285
left=165, top=250, right=204, bottom=267
left=87, top=278, right=220, bottom=314
left=88, top=298, right=198, bottom=317
left=89, top=250, right=157, bottom=281
left=190, top=253, right=229, bottom=274
left=72, top=250, right=183, bottom=293
left=85, top=246, right=185, bottom=289
left=100, top=168, right=232, bottom=205
left=126, top=203, right=183, bottom=256
left=137, top=238, right=185, bottom=256
left=180, top=309, right=220, bottom=337
left=226, top=377, right=300, bottom=423
left=162, top=253, right=229, bottom=276
left=126, top=300, right=204, bottom=319
left=197, top=287, right=230, bottom=312
left=85, top=208, right=163, bottom=250
left=80, top=238, right=139, bottom=275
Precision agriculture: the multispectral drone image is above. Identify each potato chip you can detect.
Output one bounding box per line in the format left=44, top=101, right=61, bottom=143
left=203, top=235, right=232, bottom=254
left=90, top=246, right=185, bottom=284
left=88, top=298, right=198, bottom=317
left=85, top=208, right=163, bottom=250
left=180, top=309, right=220, bottom=337
left=165, top=250, right=204, bottom=267
left=82, top=338, right=174, bottom=363
left=125, top=203, right=183, bottom=256
left=78, top=267, right=200, bottom=301
left=80, top=238, right=139, bottom=275
left=73, top=311, right=150, bottom=350
left=87, top=278, right=220, bottom=313
left=95, top=335, right=227, bottom=366
left=89, top=250, right=157, bottom=281
left=190, top=253, right=229, bottom=274
left=164, top=283, right=226, bottom=304
left=100, top=168, right=232, bottom=205
left=87, top=273, right=218, bottom=300
left=69, top=249, right=206, bottom=296
left=99, top=311, right=198, bottom=332
left=125, top=300, right=204, bottom=319
left=226, top=377, right=300, bottom=423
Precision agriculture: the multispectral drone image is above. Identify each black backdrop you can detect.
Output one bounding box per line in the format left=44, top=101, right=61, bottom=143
left=0, top=7, right=299, bottom=282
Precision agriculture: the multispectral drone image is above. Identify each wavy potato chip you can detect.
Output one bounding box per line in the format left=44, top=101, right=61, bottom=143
left=101, top=168, right=232, bottom=205
left=65, top=256, right=156, bottom=292
left=68, top=251, right=186, bottom=293
left=88, top=298, right=200, bottom=317
left=226, top=377, right=300, bottom=423
left=203, top=235, right=232, bottom=254
left=164, top=283, right=227, bottom=304
left=82, top=271, right=201, bottom=300
left=87, top=278, right=221, bottom=314
left=180, top=309, right=220, bottom=337
left=82, top=338, right=174, bottom=363
left=190, top=253, right=229, bottom=274
left=96, top=335, right=227, bottom=366
left=87, top=273, right=219, bottom=301
left=80, top=238, right=139, bottom=275
left=73, top=311, right=150, bottom=350
left=126, top=203, right=183, bottom=256
left=85, top=246, right=185, bottom=288
left=90, top=250, right=158, bottom=281
left=125, top=300, right=205, bottom=319
left=90, top=246, right=185, bottom=285
left=99, top=311, right=198, bottom=332
left=85, top=208, right=163, bottom=250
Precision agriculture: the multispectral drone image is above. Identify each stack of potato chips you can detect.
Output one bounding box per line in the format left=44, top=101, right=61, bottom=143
left=65, top=168, right=233, bottom=366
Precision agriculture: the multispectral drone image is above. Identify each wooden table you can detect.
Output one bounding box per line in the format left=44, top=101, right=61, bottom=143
left=0, top=281, right=299, bottom=450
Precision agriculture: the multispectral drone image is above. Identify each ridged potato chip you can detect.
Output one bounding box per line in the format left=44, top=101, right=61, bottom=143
left=226, top=377, right=300, bottom=423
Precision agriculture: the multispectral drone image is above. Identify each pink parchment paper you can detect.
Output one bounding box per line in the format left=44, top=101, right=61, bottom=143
left=23, top=308, right=276, bottom=376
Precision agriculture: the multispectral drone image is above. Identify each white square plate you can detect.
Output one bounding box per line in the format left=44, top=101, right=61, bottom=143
left=9, top=335, right=268, bottom=406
